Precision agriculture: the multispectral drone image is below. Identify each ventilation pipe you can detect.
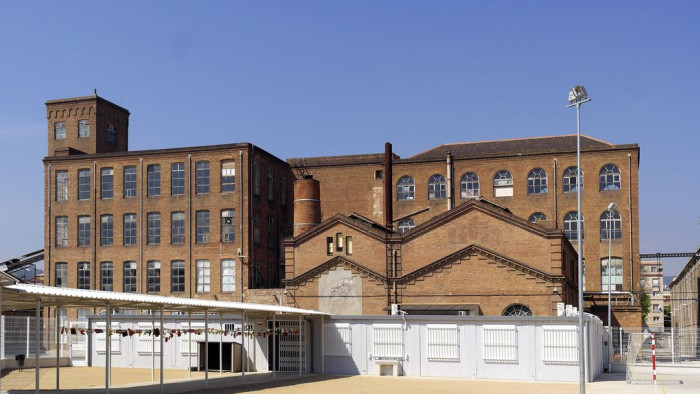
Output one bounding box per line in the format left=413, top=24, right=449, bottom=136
left=293, top=175, right=321, bottom=237
left=384, top=142, right=393, bottom=230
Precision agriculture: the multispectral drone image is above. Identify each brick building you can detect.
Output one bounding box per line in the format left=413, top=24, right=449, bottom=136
left=286, top=139, right=642, bottom=327
left=43, top=94, right=293, bottom=319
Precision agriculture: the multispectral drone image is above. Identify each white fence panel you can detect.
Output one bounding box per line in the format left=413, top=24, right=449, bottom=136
left=95, top=322, right=121, bottom=354
left=373, top=324, right=403, bottom=359
left=426, top=324, right=459, bottom=361
left=136, top=322, right=161, bottom=355
left=483, top=325, right=517, bottom=363
left=324, top=323, right=351, bottom=357
left=542, top=325, right=578, bottom=364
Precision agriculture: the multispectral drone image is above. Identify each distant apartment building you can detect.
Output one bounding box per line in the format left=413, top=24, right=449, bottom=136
left=640, top=258, right=665, bottom=329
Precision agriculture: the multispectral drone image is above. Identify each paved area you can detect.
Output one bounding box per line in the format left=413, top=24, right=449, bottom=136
left=1, top=367, right=699, bottom=393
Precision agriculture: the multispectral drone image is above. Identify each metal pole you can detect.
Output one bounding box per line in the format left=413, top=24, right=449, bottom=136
left=272, top=313, right=276, bottom=380
left=188, top=311, right=192, bottom=379
left=151, top=310, right=155, bottom=383
left=205, top=309, right=209, bottom=388
left=607, top=211, right=612, bottom=373
left=671, top=326, right=675, bottom=364
left=298, top=315, right=302, bottom=376
left=106, top=304, right=111, bottom=392
left=56, top=308, right=60, bottom=389
left=35, top=298, right=40, bottom=394
left=219, top=314, right=222, bottom=375
left=321, top=315, right=325, bottom=375
left=576, top=100, right=586, bottom=394
left=159, top=308, right=164, bottom=394
left=241, top=313, right=245, bottom=383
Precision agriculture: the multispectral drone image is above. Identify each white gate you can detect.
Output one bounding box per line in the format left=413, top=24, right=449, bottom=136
left=69, top=320, right=87, bottom=366
left=278, top=320, right=306, bottom=372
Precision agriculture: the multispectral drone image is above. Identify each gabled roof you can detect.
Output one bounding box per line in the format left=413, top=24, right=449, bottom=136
left=287, top=152, right=398, bottom=167
left=407, top=135, right=637, bottom=161
left=287, top=212, right=392, bottom=245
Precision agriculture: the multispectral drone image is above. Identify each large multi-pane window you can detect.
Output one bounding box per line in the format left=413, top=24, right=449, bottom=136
left=123, top=213, right=137, bottom=245
left=100, top=215, right=113, bottom=246
left=123, top=261, right=137, bottom=293
left=196, top=260, right=210, bottom=293
left=428, top=174, right=447, bottom=199
left=171, top=212, right=185, bottom=244
left=78, top=169, right=91, bottom=200
left=601, top=257, right=623, bottom=291
left=55, top=263, right=68, bottom=287
left=397, top=176, right=415, bottom=200
left=78, top=216, right=91, bottom=246
left=55, top=216, right=68, bottom=246
left=106, top=124, right=117, bottom=143
left=253, top=212, right=260, bottom=245
left=101, top=168, right=114, bottom=199
left=267, top=215, right=275, bottom=249
left=54, top=121, right=66, bottom=139
left=196, top=210, right=210, bottom=243
left=78, top=119, right=90, bottom=137
left=147, top=212, right=161, bottom=245
left=171, top=163, right=185, bottom=195
left=56, top=171, right=68, bottom=201
left=460, top=172, right=479, bottom=198
left=78, top=262, right=90, bottom=290
left=221, top=259, right=235, bottom=292
left=195, top=161, right=210, bottom=194
left=147, top=164, right=161, bottom=197
left=280, top=176, right=287, bottom=206
left=528, top=212, right=548, bottom=224
left=171, top=260, right=185, bottom=293
left=398, top=217, right=415, bottom=234
left=527, top=168, right=548, bottom=194
left=253, top=162, right=260, bottom=196
left=600, top=211, right=622, bottom=240
left=563, top=211, right=584, bottom=241
left=563, top=166, right=583, bottom=193
left=599, top=164, right=621, bottom=191
left=493, top=170, right=513, bottom=197
left=101, top=262, right=114, bottom=291
left=221, top=161, right=236, bottom=192
left=124, top=166, right=137, bottom=197
left=267, top=169, right=274, bottom=201
left=221, top=210, right=235, bottom=242
left=147, top=261, right=161, bottom=292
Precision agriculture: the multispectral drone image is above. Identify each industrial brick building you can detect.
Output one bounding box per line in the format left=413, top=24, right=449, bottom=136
left=41, top=94, right=641, bottom=327
left=44, top=94, right=293, bottom=319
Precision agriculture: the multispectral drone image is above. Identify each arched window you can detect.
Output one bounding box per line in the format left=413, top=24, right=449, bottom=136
left=528, top=212, right=548, bottom=223
left=460, top=172, right=479, bottom=198
left=396, top=176, right=415, bottom=201
left=493, top=170, right=513, bottom=197
left=563, top=211, right=584, bottom=241
left=527, top=168, right=548, bottom=194
left=428, top=174, right=447, bottom=199
left=600, top=210, right=622, bottom=240
left=397, top=217, right=415, bottom=234
left=563, top=166, right=583, bottom=193
left=502, top=304, right=532, bottom=316
left=599, top=164, right=621, bottom=191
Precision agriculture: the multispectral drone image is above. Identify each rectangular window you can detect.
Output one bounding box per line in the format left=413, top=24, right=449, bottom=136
left=267, top=169, right=274, bottom=201
left=253, top=162, right=260, bottom=196
left=171, top=162, right=185, bottom=196
left=221, top=210, right=235, bottom=242
left=147, top=164, right=161, bottom=197
left=196, top=210, right=210, bottom=243
left=107, top=124, right=117, bottom=144
left=54, top=121, right=66, bottom=139
left=123, top=213, right=137, bottom=245
left=171, top=212, right=185, bottom=244
left=372, top=324, right=403, bottom=358
left=324, top=323, right=352, bottom=357
left=543, top=326, right=578, bottom=364
left=221, top=259, right=235, bottom=292
left=100, top=215, right=113, bottom=246
left=101, top=168, right=114, bottom=199
left=55, top=216, right=68, bottom=247
left=78, top=262, right=90, bottom=290
left=346, top=236, right=353, bottom=255
left=171, top=260, right=185, bottom=293
left=267, top=215, right=274, bottom=249
left=221, top=161, right=236, bottom=192
left=196, top=260, right=211, bottom=293
left=78, top=119, right=90, bottom=138
left=123, top=166, right=137, bottom=198
left=147, top=261, right=161, bottom=292
left=327, top=237, right=334, bottom=255
left=78, top=169, right=91, bottom=200
left=195, top=161, right=210, bottom=194
left=483, top=325, right=518, bottom=363
left=123, top=261, right=137, bottom=293
left=601, top=257, right=623, bottom=291
left=101, top=261, right=113, bottom=291
left=55, top=171, right=68, bottom=201
left=652, top=278, right=659, bottom=287
left=253, top=212, right=260, bottom=245
left=55, top=262, right=68, bottom=287
left=426, top=324, right=460, bottom=361
left=336, top=233, right=344, bottom=252
left=78, top=215, right=91, bottom=246
left=280, top=176, right=287, bottom=206
left=147, top=212, right=161, bottom=245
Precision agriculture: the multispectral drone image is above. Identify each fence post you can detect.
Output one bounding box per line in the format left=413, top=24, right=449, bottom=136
left=26, top=316, right=30, bottom=357
left=651, top=333, right=656, bottom=385
left=670, top=327, right=675, bottom=365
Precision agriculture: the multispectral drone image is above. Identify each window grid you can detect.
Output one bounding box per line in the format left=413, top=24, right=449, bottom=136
left=78, top=262, right=90, bottom=290
left=428, top=174, right=447, bottom=199
left=100, top=262, right=113, bottom=291
left=54, top=122, right=66, bottom=139
left=563, top=166, right=583, bottom=193
left=196, top=260, right=210, bottom=293
left=56, top=171, right=68, bottom=202
left=55, top=216, right=68, bottom=247
left=460, top=172, right=480, bottom=198
left=601, top=257, right=623, bottom=291
left=55, top=263, right=68, bottom=287
left=147, top=164, right=161, bottom=197
left=483, top=325, right=518, bottom=362
left=221, top=259, right=235, bottom=292
left=196, top=210, right=210, bottom=243
left=542, top=326, right=578, bottom=364
left=600, top=211, right=622, bottom=240
left=171, top=260, right=185, bottom=293
left=78, top=169, right=91, bottom=200
left=123, top=214, right=137, bottom=245
left=267, top=215, right=274, bottom=249
left=267, top=169, right=274, bottom=201
left=171, top=163, right=185, bottom=195
left=280, top=176, right=287, bottom=205
left=563, top=211, right=584, bottom=241
left=426, top=324, right=460, bottom=361
left=100, top=215, right=113, bottom=246
left=372, top=324, right=403, bottom=359
left=221, top=210, right=235, bottom=242
left=101, top=168, right=114, bottom=199
left=171, top=212, right=185, bottom=244
left=78, top=216, right=91, bottom=246
left=195, top=161, right=210, bottom=194
left=221, top=161, right=236, bottom=192
left=397, top=176, right=415, bottom=200
left=253, top=162, right=260, bottom=196
left=123, top=166, right=137, bottom=198
left=397, top=218, right=415, bottom=234
left=78, top=119, right=90, bottom=137
left=528, top=212, right=548, bottom=224
left=147, top=261, right=161, bottom=293
left=527, top=168, right=548, bottom=194
left=123, top=261, right=137, bottom=293
left=147, top=212, right=161, bottom=245
left=253, top=212, right=260, bottom=245
left=493, top=170, right=513, bottom=197
left=599, top=164, right=621, bottom=191
left=323, top=323, right=352, bottom=357
left=106, top=124, right=117, bottom=144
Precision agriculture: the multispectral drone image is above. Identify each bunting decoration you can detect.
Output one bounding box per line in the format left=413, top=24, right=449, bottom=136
left=57, top=325, right=302, bottom=338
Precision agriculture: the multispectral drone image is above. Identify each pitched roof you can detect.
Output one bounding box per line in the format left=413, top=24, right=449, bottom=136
left=407, top=135, right=636, bottom=161
left=287, top=153, right=397, bottom=167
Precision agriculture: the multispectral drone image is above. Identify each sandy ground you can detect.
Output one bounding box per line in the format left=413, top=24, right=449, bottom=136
left=1, top=367, right=699, bottom=394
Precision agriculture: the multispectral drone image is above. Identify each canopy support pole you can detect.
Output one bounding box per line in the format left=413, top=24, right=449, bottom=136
left=56, top=306, right=61, bottom=390
left=241, top=313, right=245, bottom=383
left=219, top=313, right=222, bottom=375
left=151, top=310, right=155, bottom=383
left=272, top=313, right=276, bottom=380
left=106, top=303, right=112, bottom=393
left=298, top=315, right=302, bottom=376
left=205, top=309, right=209, bottom=388
left=188, top=311, right=192, bottom=379
left=35, top=298, right=41, bottom=394
left=159, top=308, right=164, bottom=394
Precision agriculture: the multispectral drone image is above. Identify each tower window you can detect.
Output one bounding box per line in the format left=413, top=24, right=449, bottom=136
left=78, top=120, right=90, bottom=138
left=54, top=122, right=66, bottom=140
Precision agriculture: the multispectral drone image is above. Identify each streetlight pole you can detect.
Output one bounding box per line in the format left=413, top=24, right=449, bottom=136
left=606, top=202, right=617, bottom=373
left=567, top=85, right=591, bottom=394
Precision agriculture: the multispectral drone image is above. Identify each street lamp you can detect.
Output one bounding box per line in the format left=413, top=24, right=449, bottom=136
left=567, top=85, right=591, bottom=393
left=605, top=202, right=617, bottom=373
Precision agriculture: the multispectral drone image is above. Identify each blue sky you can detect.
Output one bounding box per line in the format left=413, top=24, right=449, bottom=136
left=0, top=1, right=698, bottom=275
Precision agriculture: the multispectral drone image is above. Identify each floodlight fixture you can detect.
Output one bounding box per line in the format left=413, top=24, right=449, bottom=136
left=568, top=85, right=588, bottom=103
